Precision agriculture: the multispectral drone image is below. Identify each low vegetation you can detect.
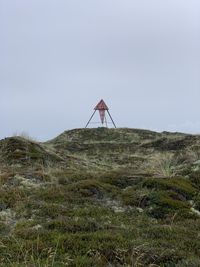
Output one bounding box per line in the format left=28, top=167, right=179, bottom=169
left=0, top=128, right=200, bottom=266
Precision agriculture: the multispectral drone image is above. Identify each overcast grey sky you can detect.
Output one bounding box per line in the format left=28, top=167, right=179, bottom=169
left=0, top=0, right=200, bottom=140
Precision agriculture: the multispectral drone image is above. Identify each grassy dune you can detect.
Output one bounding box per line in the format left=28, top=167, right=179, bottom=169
left=0, top=128, right=200, bottom=266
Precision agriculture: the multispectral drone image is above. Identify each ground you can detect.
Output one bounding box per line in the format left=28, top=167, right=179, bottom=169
left=0, top=128, right=200, bottom=266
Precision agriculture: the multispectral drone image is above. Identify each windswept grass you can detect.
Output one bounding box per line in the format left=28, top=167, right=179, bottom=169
left=1, top=128, right=200, bottom=266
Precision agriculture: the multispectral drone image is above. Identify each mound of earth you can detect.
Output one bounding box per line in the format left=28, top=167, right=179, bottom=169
left=0, top=137, right=63, bottom=166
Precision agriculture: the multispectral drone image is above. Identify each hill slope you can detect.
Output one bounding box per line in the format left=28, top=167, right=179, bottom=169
left=0, top=128, right=200, bottom=266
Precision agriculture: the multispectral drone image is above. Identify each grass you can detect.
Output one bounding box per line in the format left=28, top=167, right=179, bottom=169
left=0, top=173, right=199, bottom=265
left=1, top=128, right=200, bottom=266
left=143, top=177, right=197, bottom=199
left=146, top=153, right=178, bottom=177
left=1, top=173, right=199, bottom=265
left=12, top=131, right=38, bottom=143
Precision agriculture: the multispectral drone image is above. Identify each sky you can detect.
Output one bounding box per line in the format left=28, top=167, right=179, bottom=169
left=0, top=0, right=200, bottom=141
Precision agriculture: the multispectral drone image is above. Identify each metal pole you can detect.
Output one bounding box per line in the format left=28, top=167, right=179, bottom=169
left=107, top=110, right=117, bottom=128
left=85, top=110, right=96, bottom=128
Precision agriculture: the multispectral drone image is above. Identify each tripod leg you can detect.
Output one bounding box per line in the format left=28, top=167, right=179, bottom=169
left=85, top=111, right=96, bottom=128
left=107, top=110, right=117, bottom=128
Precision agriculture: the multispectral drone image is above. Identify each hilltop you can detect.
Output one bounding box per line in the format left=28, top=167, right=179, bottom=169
left=0, top=128, right=200, bottom=266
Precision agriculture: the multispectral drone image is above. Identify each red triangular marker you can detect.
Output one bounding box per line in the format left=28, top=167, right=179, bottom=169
left=94, top=99, right=109, bottom=111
